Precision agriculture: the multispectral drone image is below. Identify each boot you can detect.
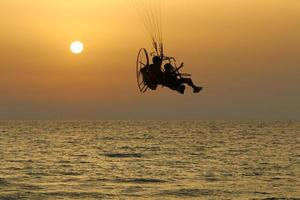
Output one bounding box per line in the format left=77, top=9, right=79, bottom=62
left=193, top=86, right=202, bottom=93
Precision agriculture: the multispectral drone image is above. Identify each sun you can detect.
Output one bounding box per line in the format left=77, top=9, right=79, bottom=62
left=70, top=41, right=84, bottom=54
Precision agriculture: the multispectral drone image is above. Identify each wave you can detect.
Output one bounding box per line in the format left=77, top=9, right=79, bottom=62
left=103, top=153, right=143, bottom=158
left=0, top=192, right=112, bottom=199
left=157, top=188, right=218, bottom=197
left=114, top=178, right=166, bottom=183
left=0, top=178, right=10, bottom=187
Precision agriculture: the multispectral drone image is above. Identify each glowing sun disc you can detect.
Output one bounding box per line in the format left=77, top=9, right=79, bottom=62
left=70, top=41, right=84, bottom=54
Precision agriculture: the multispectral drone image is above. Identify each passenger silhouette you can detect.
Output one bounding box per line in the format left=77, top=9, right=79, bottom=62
left=163, top=63, right=202, bottom=94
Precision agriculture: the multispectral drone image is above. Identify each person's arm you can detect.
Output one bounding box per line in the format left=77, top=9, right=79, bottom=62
left=172, top=63, right=184, bottom=74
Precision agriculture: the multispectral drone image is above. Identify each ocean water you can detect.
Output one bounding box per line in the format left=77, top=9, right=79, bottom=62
left=0, top=120, right=299, bottom=200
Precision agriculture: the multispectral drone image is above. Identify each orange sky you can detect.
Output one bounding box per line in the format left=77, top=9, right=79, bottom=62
left=0, top=0, right=299, bottom=119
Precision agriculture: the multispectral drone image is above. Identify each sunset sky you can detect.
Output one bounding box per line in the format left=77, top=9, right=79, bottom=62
left=0, top=0, right=299, bottom=120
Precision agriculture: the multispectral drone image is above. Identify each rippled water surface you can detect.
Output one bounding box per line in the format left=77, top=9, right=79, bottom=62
left=0, top=121, right=299, bottom=200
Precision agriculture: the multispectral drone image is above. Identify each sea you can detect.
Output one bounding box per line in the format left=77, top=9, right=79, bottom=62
left=0, top=120, right=299, bottom=200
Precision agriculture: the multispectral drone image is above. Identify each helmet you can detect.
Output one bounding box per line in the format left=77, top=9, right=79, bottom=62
left=152, top=56, right=161, bottom=64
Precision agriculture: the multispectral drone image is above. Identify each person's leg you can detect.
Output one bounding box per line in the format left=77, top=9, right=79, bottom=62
left=177, top=84, right=185, bottom=94
left=163, top=77, right=186, bottom=94
left=179, top=78, right=202, bottom=93
left=179, top=78, right=195, bottom=87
